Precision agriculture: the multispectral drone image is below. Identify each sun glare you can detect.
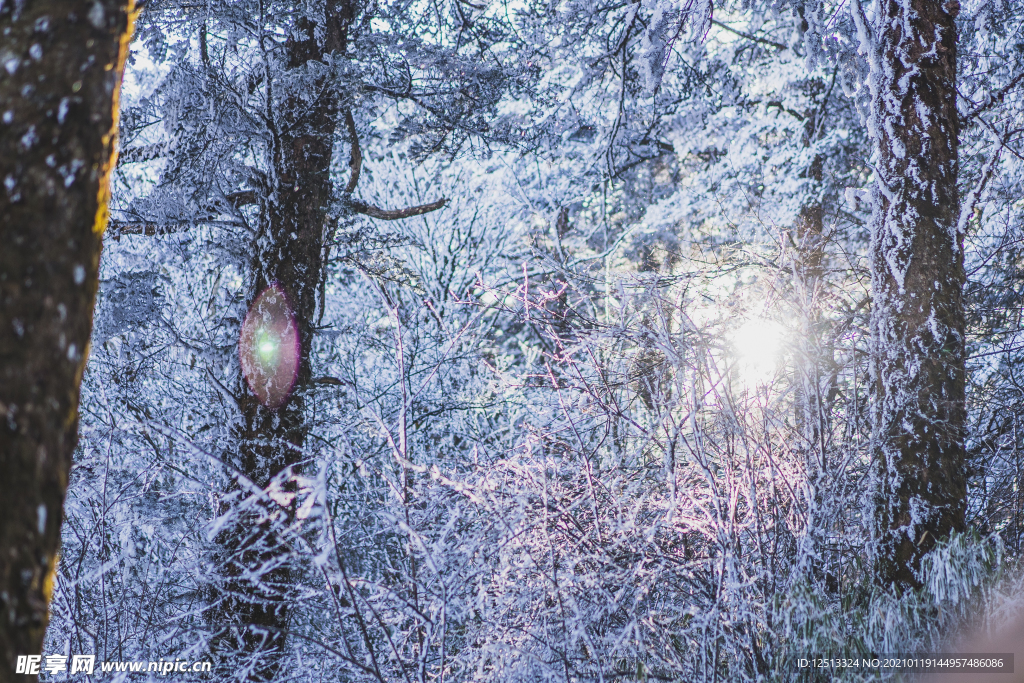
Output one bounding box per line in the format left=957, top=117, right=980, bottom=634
left=730, top=318, right=784, bottom=387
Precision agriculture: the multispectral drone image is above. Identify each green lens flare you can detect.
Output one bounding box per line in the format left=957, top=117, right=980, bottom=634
left=239, top=282, right=300, bottom=409
left=257, top=336, right=277, bottom=361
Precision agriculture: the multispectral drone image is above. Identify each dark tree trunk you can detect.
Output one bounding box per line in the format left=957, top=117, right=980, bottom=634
left=794, top=152, right=826, bottom=471
left=202, top=2, right=444, bottom=673
left=865, top=0, right=966, bottom=590
left=208, top=3, right=351, bottom=679
left=0, top=0, right=135, bottom=679
left=790, top=94, right=843, bottom=594
left=793, top=156, right=831, bottom=588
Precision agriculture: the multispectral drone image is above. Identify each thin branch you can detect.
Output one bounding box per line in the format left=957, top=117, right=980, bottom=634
left=957, top=122, right=1006, bottom=237
left=110, top=189, right=258, bottom=238
left=343, top=108, right=362, bottom=194
left=348, top=198, right=447, bottom=221
left=850, top=0, right=877, bottom=72
left=109, top=220, right=191, bottom=238
left=227, top=189, right=260, bottom=206
left=117, top=143, right=168, bottom=165
left=109, top=217, right=243, bottom=238
left=710, top=19, right=787, bottom=51
left=964, top=72, right=1024, bottom=122
left=766, top=100, right=805, bottom=121
left=338, top=107, right=444, bottom=220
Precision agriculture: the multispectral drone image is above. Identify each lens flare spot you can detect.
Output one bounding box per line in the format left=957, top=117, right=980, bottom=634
left=239, top=282, right=300, bottom=409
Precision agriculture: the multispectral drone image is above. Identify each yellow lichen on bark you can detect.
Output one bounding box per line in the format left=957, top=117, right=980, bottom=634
left=92, top=0, right=139, bottom=236
left=42, top=552, right=59, bottom=607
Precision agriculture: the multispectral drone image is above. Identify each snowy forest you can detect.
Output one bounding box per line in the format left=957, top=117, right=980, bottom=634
left=4, top=0, right=1024, bottom=680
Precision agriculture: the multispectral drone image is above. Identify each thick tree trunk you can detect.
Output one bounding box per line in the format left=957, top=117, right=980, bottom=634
left=208, top=3, right=350, bottom=679
left=864, top=0, right=965, bottom=590
left=0, top=0, right=135, bottom=679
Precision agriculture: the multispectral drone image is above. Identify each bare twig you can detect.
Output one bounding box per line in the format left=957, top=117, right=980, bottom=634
left=710, top=19, right=787, bottom=51
left=964, top=72, right=1024, bottom=122
left=957, top=122, right=1005, bottom=237
left=117, top=143, right=169, bottom=165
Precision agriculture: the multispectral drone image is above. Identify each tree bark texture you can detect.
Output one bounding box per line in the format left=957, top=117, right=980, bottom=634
left=0, top=0, right=135, bottom=679
left=209, top=3, right=351, bottom=679
left=864, top=0, right=966, bottom=590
